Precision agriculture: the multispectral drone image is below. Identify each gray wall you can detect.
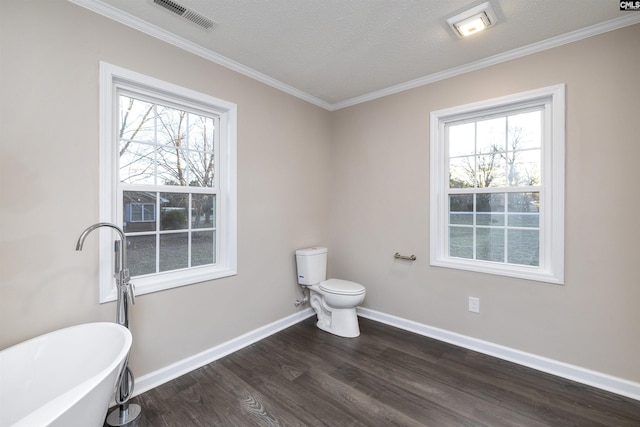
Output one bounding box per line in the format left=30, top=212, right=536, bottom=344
left=329, top=24, right=640, bottom=383
left=0, top=0, right=331, bottom=376
left=1, top=0, right=639, bottom=386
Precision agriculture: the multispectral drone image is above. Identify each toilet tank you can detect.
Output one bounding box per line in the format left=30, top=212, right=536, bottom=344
left=295, top=247, right=328, bottom=285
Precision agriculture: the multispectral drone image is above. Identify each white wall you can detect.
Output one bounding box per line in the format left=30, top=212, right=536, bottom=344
left=329, top=24, right=640, bottom=383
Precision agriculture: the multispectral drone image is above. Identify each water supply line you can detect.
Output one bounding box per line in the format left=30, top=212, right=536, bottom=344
left=76, top=222, right=142, bottom=426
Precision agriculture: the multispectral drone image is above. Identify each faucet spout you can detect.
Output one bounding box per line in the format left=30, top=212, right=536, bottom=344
left=76, top=222, right=127, bottom=268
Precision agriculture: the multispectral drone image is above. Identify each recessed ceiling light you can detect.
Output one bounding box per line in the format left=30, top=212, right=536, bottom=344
left=447, top=2, right=498, bottom=38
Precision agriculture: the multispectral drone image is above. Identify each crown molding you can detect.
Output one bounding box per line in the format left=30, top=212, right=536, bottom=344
left=68, top=1, right=639, bottom=112
left=331, top=14, right=640, bottom=110
left=67, top=0, right=333, bottom=110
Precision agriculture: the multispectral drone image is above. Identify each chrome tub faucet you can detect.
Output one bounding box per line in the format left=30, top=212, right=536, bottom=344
left=76, top=222, right=141, bottom=426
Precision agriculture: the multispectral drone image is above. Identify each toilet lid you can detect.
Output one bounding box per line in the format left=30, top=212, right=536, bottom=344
left=319, top=279, right=365, bottom=295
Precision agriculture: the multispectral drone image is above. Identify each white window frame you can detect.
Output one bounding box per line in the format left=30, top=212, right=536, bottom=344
left=98, top=62, right=237, bottom=302
left=430, top=85, right=565, bottom=284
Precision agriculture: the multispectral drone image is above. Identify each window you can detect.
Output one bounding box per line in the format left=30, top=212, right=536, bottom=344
left=430, top=85, right=564, bottom=284
left=99, top=62, right=237, bottom=302
left=129, top=203, right=155, bottom=222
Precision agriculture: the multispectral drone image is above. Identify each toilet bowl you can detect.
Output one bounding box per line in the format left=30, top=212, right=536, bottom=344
left=295, top=247, right=366, bottom=338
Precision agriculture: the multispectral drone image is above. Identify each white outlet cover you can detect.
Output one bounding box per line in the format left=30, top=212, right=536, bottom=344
left=469, top=297, right=480, bottom=313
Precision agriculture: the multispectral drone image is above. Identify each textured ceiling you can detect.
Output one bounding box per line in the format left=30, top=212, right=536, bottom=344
left=72, top=0, right=639, bottom=109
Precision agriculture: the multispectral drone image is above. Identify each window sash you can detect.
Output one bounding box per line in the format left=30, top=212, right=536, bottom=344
left=117, top=92, right=221, bottom=279
left=447, top=191, right=541, bottom=266
left=120, top=189, right=219, bottom=277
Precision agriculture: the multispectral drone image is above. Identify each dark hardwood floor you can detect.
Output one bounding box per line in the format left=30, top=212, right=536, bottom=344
left=127, top=317, right=640, bottom=426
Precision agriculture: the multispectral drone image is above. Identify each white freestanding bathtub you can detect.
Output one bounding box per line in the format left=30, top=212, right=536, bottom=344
left=0, top=322, right=132, bottom=427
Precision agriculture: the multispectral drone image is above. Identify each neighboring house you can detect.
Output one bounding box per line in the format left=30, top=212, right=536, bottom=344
left=122, top=192, right=169, bottom=232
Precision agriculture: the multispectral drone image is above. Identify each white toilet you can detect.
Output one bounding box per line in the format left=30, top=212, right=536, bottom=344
left=295, top=247, right=366, bottom=338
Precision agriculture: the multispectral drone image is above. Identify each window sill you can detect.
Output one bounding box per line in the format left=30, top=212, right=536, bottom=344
left=99, top=266, right=237, bottom=303
left=430, top=257, right=563, bottom=285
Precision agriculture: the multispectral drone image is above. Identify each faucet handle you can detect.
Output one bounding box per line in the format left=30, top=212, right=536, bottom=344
left=127, top=282, right=136, bottom=305
left=119, top=268, right=135, bottom=305
left=114, top=240, right=121, bottom=275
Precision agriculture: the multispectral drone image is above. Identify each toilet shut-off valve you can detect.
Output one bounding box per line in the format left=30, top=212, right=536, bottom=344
left=294, top=293, right=308, bottom=307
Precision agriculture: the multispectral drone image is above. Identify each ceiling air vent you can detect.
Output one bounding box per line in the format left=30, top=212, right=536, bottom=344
left=153, top=0, right=217, bottom=30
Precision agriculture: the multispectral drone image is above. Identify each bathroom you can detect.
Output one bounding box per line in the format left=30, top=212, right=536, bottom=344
left=1, top=0, right=640, bottom=424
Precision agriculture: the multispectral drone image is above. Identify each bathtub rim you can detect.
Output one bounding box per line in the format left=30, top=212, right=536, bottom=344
left=0, top=322, right=132, bottom=427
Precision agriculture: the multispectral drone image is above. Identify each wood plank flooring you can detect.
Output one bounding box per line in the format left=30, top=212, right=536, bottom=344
left=127, top=317, right=640, bottom=426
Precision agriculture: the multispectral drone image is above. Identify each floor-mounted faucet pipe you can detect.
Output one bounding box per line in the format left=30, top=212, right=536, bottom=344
left=76, top=222, right=141, bottom=426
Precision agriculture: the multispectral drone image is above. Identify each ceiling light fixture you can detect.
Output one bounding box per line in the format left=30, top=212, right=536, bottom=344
left=447, top=2, right=498, bottom=38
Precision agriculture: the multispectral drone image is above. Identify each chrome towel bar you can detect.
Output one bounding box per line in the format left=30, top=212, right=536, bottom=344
left=394, top=252, right=416, bottom=261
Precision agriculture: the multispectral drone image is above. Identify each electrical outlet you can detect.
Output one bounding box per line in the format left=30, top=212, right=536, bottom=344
left=468, top=297, right=480, bottom=313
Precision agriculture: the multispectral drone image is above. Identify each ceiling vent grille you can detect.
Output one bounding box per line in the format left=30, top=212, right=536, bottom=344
left=153, top=0, right=217, bottom=30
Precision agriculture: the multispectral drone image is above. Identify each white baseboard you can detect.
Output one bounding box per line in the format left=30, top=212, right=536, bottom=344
left=132, top=308, right=315, bottom=397
left=357, top=307, right=640, bottom=401
left=131, top=306, right=639, bottom=402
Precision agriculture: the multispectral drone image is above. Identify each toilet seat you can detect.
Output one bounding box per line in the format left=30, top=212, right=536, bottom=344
left=319, top=279, right=365, bottom=295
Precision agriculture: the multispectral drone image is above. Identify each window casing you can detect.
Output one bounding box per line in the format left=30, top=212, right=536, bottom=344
left=99, top=62, right=237, bottom=302
left=430, top=85, right=564, bottom=284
